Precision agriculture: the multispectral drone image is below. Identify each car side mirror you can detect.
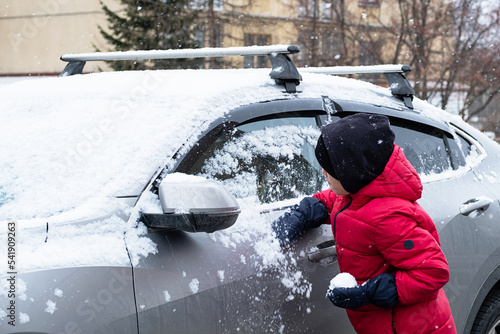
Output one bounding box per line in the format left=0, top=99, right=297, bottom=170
left=140, top=175, right=240, bottom=233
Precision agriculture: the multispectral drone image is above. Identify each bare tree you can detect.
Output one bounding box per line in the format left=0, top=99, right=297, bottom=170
left=375, top=0, right=452, bottom=99
left=205, top=0, right=218, bottom=68
left=367, top=0, right=500, bottom=128
left=292, top=0, right=361, bottom=67
left=439, top=0, right=500, bottom=120
left=456, top=45, right=500, bottom=121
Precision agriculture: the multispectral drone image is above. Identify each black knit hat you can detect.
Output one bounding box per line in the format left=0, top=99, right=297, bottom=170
left=314, top=113, right=395, bottom=194
left=315, top=135, right=337, bottom=179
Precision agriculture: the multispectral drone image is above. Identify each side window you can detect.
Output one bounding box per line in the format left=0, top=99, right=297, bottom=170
left=183, top=116, right=324, bottom=204
left=456, top=133, right=473, bottom=157
left=450, top=125, right=485, bottom=166
left=392, top=121, right=486, bottom=176
left=391, top=124, right=452, bottom=175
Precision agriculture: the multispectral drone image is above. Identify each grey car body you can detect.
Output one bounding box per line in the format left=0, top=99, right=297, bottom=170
left=1, top=48, right=500, bottom=333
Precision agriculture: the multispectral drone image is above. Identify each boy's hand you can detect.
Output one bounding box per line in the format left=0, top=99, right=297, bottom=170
left=327, top=273, right=398, bottom=310
left=327, top=285, right=370, bottom=310
left=271, top=197, right=328, bottom=245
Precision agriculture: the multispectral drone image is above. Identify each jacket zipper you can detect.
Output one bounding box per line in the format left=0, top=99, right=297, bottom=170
left=392, top=308, right=397, bottom=333
left=333, top=196, right=352, bottom=239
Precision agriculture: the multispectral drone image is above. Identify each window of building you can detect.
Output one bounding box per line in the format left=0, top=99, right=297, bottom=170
left=190, top=0, right=223, bottom=11
left=299, top=0, right=337, bottom=20
left=321, top=32, right=343, bottom=63
left=298, top=0, right=316, bottom=17
left=358, top=0, right=380, bottom=7
left=358, top=40, right=383, bottom=65
left=321, top=0, right=336, bottom=20
left=214, top=0, right=223, bottom=10
left=244, top=34, right=271, bottom=68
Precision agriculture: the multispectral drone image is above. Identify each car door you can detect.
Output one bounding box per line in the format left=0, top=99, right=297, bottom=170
left=131, top=109, right=356, bottom=333
left=183, top=111, right=356, bottom=332
left=239, top=112, right=500, bottom=333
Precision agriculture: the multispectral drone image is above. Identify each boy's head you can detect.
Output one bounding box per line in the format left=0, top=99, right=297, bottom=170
left=315, top=113, right=395, bottom=194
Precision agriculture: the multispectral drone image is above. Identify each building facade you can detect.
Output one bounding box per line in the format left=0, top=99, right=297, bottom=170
left=0, top=0, right=123, bottom=74
left=1, top=0, right=408, bottom=75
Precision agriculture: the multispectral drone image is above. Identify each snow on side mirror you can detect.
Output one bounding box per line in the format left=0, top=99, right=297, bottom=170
left=140, top=173, right=240, bottom=233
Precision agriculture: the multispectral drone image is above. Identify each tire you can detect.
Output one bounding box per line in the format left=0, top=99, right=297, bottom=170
left=471, top=289, right=500, bottom=334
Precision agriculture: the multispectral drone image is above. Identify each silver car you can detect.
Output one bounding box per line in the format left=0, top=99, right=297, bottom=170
left=1, top=45, right=499, bottom=333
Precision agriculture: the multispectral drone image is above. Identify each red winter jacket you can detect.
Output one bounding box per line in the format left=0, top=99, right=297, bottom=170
left=314, top=145, right=456, bottom=333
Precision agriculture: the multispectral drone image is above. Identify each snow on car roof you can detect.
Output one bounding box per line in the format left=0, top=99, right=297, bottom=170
left=0, top=68, right=412, bottom=225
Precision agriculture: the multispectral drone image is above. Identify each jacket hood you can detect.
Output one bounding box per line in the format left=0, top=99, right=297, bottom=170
left=316, top=113, right=395, bottom=194
left=351, top=145, right=422, bottom=208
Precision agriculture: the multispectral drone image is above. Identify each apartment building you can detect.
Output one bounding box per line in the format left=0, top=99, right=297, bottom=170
left=0, top=0, right=426, bottom=74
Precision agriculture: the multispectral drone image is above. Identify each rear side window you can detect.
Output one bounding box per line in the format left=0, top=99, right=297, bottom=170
left=456, top=134, right=473, bottom=156
left=182, top=115, right=324, bottom=203
left=392, top=125, right=452, bottom=175
left=321, top=114, right=462, bottom=177
left=450, top=125, right=485, bottom=166
left=391, top=121, right=480, bottom=176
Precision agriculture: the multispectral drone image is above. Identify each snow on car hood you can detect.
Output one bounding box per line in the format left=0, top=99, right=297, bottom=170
left=0, top=68, right=407, bottom=225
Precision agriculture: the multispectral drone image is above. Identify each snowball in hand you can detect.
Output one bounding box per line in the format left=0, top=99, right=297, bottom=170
left=329, top=272, right=357, bottom=289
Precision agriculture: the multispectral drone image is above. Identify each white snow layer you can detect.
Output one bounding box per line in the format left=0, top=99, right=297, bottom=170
left=0, top=214, right=157, bottom=272
left=19, top=313, right=29, bottom=324
left=44, top=300, right=57, bottom=314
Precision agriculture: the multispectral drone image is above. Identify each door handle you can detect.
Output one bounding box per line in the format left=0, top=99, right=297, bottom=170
left=459, top=196, right=494, bottom=216
left=308, top=240, right=337, bottom=263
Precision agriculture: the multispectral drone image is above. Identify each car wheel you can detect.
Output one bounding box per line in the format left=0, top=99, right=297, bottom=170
left=472, top=289, right=500, bottom=334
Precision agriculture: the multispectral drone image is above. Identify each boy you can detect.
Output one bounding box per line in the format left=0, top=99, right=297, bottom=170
left=272, top=113, right=456, bottom=333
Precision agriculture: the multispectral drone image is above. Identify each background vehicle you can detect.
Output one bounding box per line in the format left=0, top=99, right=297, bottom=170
left=1, top=45, right=500, bottom=333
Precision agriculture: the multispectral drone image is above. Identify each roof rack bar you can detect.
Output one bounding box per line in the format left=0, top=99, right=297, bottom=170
left=59, top=44, right=302, bottom=93
left=300, top=64, right=415, bottom=109
left=60, top=45, right=299, bottom=63
left=299, top=64, right=411, bottom=75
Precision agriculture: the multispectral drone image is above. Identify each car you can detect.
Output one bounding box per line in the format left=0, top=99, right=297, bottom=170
left=1, top=44, right=500, bottom=333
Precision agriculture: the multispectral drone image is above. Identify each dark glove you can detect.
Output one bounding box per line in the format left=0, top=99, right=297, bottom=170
left=327, top=273, right=398, bottom=310
left=271, top=197, right=329, bottom=246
